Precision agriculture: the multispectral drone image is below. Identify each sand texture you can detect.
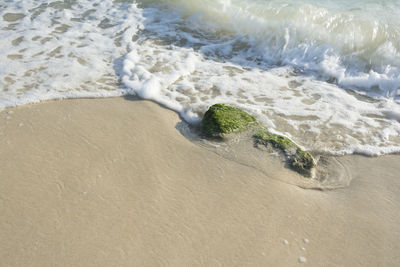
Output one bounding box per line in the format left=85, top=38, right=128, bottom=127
left=1, top=98, right=399, bottom=266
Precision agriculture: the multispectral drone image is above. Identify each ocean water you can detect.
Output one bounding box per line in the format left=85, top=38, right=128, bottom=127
left=1, top=0, right=400, bottom=155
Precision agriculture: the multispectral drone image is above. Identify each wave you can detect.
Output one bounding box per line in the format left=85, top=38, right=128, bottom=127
left=139, top=0, right=400, bottom=96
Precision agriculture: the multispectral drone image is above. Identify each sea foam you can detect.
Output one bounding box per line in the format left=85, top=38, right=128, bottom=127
left=0, top=0, right=142, bottom=107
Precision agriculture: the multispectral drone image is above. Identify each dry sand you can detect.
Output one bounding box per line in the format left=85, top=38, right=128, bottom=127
left=0, top=97, right=399, bottom=266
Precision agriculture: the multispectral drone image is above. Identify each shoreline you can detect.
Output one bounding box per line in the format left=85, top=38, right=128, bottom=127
left=1, top=97, right=399, bottom=266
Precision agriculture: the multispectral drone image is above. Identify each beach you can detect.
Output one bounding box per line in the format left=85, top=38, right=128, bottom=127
left=1, top=97, right=399, bottom=266
left=1, top=1, right=400, bottom=264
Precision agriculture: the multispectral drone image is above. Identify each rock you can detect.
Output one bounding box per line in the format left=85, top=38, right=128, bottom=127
left=253, top=130, right=315, bottom=177
left=200, top=104, right=316, bottom=177
left=200, top=104, right=256, bottom=138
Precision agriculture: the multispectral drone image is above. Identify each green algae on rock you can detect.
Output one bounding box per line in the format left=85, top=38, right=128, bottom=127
left=200, top=104, right=316, bottom=177
left=200, top=104, right=256, bottom=137
left=253, top=130, right=316, bottom=177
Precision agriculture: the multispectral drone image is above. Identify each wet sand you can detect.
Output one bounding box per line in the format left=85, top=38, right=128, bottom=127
left=0, top=97, right=399, bottom=266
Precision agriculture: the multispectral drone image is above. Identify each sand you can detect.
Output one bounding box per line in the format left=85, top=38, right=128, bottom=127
left=0, top=97, right=399, bottom=266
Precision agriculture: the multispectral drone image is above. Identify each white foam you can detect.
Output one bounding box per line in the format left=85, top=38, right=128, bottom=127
left=156, top=0, right=400, bottom=95
left=0, top=0, right=144, bottom=108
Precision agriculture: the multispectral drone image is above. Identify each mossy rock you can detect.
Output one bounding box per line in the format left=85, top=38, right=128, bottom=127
left=253, top=130, right=297, bottom=153
left=291, top=148, right=315, bottom=176
left=200, top=104, right=316, bottom=177
left=201, top=104, right=256, bottom=138
left=254, top=130, right=316, bottom=177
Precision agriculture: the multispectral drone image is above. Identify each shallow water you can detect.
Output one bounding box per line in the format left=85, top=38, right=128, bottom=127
left=1, top=0, right=400, bottom=155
